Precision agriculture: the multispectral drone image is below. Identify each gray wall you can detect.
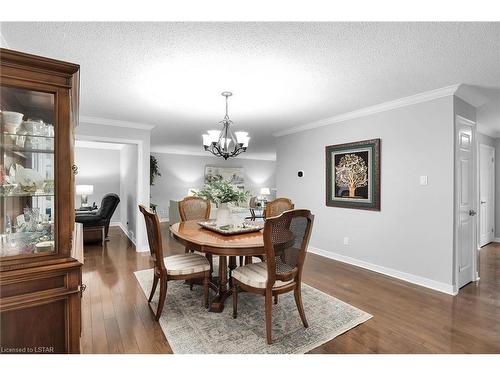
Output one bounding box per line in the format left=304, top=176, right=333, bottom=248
left=74, top=147, right=121, bottom=222
left=119, top=144, right=138, bottom=243
left=150, top=153, right=276, bottom=219
left=276, top=96, right=456, bottom=288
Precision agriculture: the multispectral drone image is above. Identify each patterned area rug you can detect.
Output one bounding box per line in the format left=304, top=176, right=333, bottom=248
left=134, top=268, right=372, bottom=354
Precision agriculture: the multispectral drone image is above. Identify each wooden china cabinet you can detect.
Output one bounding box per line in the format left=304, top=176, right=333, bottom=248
left=0, top=48, right=82, bottom=354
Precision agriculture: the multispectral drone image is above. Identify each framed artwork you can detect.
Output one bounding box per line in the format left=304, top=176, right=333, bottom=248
left=204, top=166, right=245, bottom=190
left=326, top=138, right=380, bottom=211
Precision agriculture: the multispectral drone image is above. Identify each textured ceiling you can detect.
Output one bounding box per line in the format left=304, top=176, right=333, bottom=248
left=1, top=22, right=499, bottom=158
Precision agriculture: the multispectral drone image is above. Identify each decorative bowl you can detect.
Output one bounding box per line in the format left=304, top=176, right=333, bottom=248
left=1, top=111, right=24, bottom=126
left=35, top=240, right=55, bottom=253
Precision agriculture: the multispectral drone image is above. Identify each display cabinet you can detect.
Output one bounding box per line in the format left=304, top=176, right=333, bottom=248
left=0, top=48, right=82, bottom=354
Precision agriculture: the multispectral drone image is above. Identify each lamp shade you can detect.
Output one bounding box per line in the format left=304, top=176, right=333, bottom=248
left=76, top=185, right=94, bottom=196
left=260, top=187, right=270, bottom=195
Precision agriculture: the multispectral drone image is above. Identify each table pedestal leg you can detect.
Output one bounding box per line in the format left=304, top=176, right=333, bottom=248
left=208, top=255, right=237, bottom=313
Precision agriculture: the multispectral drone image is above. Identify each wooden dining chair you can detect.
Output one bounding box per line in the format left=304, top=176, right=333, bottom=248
left=231, top=209, right=314, bottom=344
left=264, top=197, right=294, bottom=219
left=178, top=196, right=211, bottom=222
left=139, top=205, right=210, bottom=320
left=178, top=196, right=213, bottom=287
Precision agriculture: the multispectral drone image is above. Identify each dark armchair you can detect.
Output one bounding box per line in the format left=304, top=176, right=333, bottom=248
left=75, top=193, right=120, bottom=239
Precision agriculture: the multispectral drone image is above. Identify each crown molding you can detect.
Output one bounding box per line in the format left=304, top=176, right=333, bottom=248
left=477, top=125, right=500, bottom=139
left=79, top=115, right=156, bottom=130
left=273, top=84, right=461, bottom=137
left=75, top=140, right=125, bottom=150
left=454, top=85, right=489, bottom=108
left=150, top=146, right=276, bottom=161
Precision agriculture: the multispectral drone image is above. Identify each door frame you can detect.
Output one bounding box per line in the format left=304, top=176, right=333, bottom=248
left=453, top=115, right=479, bottom=294
left=478, top=143, right=495, bottom=248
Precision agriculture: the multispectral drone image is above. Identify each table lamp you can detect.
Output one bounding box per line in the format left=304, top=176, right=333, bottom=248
left=260, top=187, right=270, bottom=202
left=76, top=185, right=94, bottom=207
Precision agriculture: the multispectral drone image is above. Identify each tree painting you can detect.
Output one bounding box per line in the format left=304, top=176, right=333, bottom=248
left=335, top=153, right=368, bottom=198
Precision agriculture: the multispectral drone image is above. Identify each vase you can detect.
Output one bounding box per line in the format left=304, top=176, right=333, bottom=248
left=216, top=203, right=231, bottom=226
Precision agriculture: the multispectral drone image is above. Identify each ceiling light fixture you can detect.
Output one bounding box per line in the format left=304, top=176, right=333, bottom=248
left=202, top=92, right=250, bottom=159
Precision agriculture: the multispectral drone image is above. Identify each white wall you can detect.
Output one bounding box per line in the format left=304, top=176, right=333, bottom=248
left=276, top=96, right=456, bottom=292
left=496, top=138, right=500, bottom=238
left=74, top=146, right=121, bottom=222
left=76, top=121, right=151, bottom=251
left=150, top=152, right=276, bottom=219
left=119, top=144, right=138, bottom=242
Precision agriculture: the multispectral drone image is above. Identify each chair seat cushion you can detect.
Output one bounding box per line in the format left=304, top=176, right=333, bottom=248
left=164, top=253, right=210, bottom=276
left=232, top=261, right=293, bottom=289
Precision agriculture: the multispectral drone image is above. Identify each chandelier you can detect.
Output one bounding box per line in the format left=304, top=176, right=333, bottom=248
left=202, top=92, right=250, bottom=159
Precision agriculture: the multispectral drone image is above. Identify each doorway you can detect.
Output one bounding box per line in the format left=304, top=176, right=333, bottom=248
left=479, top=144, right=495, bottom=247
left=454, top=115, right=478, bottom=290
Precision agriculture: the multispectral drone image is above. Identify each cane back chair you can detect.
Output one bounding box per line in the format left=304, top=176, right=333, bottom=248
left=139, top=205, right=210, bottom=320
left=231, top=209, right=314, bottom=344
left=264, top=197, right=294, bottom=219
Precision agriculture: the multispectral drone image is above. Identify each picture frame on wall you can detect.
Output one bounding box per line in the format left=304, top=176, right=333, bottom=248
left=204, top=166, right=245, bottom=190
left=326, top=138, right=381, bottom=211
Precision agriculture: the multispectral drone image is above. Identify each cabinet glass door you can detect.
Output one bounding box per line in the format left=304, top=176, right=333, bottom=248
left=0, top=86, right=56, bottom=258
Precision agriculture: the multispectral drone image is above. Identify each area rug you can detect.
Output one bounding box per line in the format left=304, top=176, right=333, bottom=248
left=134, top=268, right=372, bottom=354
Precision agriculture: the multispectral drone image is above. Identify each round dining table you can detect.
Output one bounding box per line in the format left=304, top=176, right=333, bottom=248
left=170, top=220, right=265, bottom=312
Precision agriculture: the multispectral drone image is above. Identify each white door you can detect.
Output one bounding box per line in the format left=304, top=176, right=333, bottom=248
left=479, top=144, right=495, bottom=247
left=455, top=116, right=477, bottom=289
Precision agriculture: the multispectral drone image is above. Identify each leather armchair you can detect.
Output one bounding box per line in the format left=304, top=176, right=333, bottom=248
left=75, top=193, right=120, bottom=238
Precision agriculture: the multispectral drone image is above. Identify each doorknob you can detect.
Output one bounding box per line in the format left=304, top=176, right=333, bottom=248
left=469, top=210, right=477, bottom=216
left=480, top=201, right=486, bottom=204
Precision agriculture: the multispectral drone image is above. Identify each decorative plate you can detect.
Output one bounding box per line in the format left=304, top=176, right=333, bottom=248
left=197, top=220, right=264, bottom=235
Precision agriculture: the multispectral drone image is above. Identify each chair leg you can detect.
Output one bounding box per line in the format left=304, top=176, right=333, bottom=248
left=294, top=285, right=308, bottom=328
left=156, top=280, right=167, bottom=321
left=265, top=290, right=273, bottom=344
left=239, top=256, right=243, bottom=267
left=203, top=274, right=209, bottom=308
left=148, top=273, right=159, bottom=302
left=232, top=281, right=238, bottom=318
left=184, top=245, right=190, bottom=254
left=274, top=294, right=278, bottom=305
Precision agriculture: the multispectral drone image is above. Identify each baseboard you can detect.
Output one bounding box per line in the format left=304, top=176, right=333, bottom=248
left=115, top=222, right=137, bottom=246
left=308, top=246, right=457, bottom=296
left=110, top=221, right=121, bottom=227
left=160, top=217, right=169, bottom=223
left=493, top=238, right=500, bottom=243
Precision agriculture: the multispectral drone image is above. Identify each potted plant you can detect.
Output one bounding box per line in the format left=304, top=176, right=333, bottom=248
left=150, top=155, right=161, bottom=186
left=195, top=177, right=249, bottom=225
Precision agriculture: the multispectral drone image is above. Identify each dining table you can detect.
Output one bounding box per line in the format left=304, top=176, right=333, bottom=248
left=170, top=220, right=266, bottom=312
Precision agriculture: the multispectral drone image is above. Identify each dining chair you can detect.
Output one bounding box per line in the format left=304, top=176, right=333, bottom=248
left=139, top=205, right=210, bottom=320
left=178, top=196, right=211, bottom=222
left=231, top=209, right=314, bottom=344
left=178, top=196, right=213, bottom=286
left=264, top=197, right=294, bottom=219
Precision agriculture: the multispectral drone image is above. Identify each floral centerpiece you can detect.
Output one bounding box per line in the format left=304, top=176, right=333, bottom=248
left=195, top=177, right=248, bottom=225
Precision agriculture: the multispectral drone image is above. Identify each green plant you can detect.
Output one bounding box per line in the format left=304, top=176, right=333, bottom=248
left=195, top=176, right=249, bottom=205
left=150, top=155, right=161, bottom=186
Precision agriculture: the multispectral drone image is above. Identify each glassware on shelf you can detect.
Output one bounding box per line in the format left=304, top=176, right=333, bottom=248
left=1, top=86, right=57, bottom=259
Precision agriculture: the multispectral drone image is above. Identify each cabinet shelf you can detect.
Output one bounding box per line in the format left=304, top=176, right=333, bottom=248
left=2, top=145, right=54, bottom=155
left=2, top=132, right=54, bottom=139
left=1, top=191, right=54, bottom=198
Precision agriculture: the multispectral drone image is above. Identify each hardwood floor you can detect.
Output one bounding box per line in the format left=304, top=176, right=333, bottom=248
left=81, top=224, right=500, bottom=353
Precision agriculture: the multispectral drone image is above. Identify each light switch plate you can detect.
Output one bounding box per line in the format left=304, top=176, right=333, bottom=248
left=420, top=176, right=428, bottom=186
